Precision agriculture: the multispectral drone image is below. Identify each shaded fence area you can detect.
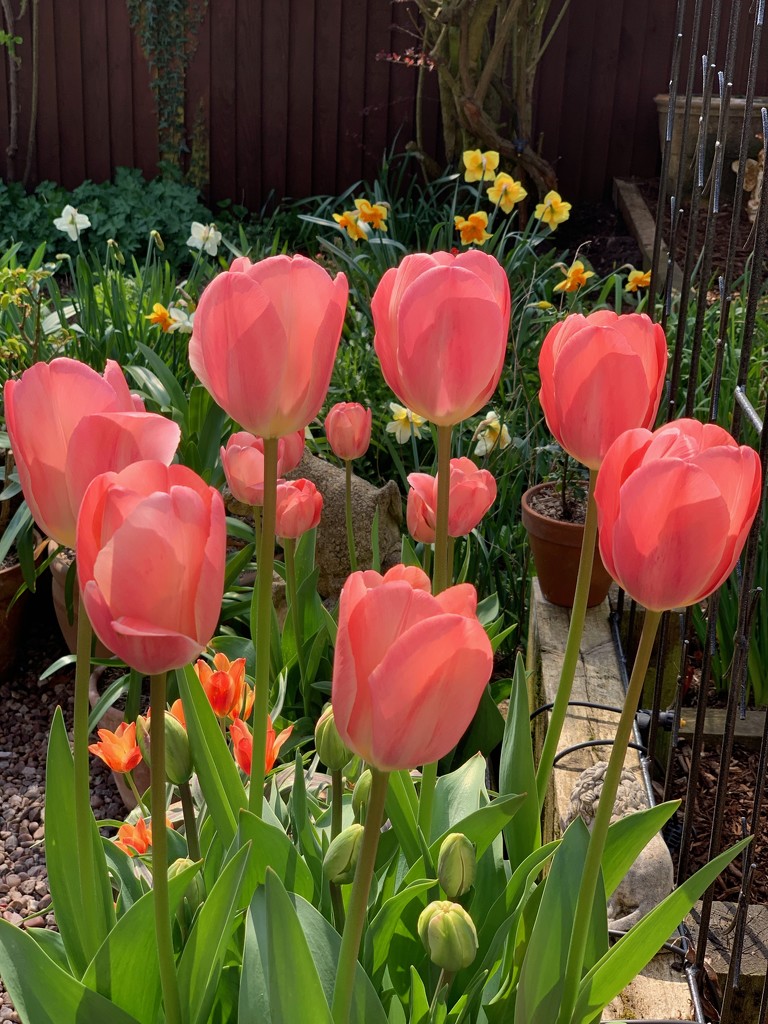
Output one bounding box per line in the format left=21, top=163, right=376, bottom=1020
left=0, top=3, right=766, bottom=216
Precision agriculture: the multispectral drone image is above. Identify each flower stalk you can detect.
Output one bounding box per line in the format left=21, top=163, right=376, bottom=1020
left=179, top=781, right=201, bottom=862
left=344, top=460, right=358, bottom=572
left=73, top=602, right=99, bottom=959
left=284, top=536, right=309, bottom=712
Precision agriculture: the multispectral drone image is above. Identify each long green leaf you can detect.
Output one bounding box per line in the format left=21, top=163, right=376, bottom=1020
left=229, top=808, right=315, bottom=903
left=602, top=801, right=679, bottom=899
left=499, top=655, right=540, bottom=871
left=365, top=880, right=436, bottom=979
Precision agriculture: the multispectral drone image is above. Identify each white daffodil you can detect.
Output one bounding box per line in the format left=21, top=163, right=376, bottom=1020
left=187, top=221, right=222, bottom=256
left=53, top=205, right=91, bottom=241
left=385, top=402, right=428, bottom=445
left=167, top=304, right=195, bottom=334
left=474, top=410, right=511, bottom=456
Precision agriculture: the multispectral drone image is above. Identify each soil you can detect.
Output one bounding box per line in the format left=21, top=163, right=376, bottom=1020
left=527, top=484, right=589, bottom=524
left=545, top=199, right=644, bottom=278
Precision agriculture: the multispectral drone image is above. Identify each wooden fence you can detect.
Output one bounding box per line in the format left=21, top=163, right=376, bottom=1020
left=0, top=1, right=764, bottom=206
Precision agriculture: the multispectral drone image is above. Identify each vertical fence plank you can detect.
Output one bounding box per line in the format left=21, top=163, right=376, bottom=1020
left=312, top=0, right=342, bottom=194
left=53, top=0, right=86, bottom=187
left=285, top=0, right=315, bottom=199
left=128, top=16, right=158, bottom=176
left=81, top=0, right=112, bottom=182
left=234, top=0, right=260, bottom=209
left=34, top=0, right=60, bottom=183
left=336, top=0, right=369, bottom=191
left=209, top=0, right=237, bottom=201
left=260, top=0, right=290, bottom=200
left=106, top=0, right=136, bottom=173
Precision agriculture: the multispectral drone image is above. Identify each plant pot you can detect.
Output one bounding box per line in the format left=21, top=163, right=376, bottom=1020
left=521, top=482, right=613, bottom=608
left=89, top=665, right=150, bottom=810
left=0, top=532, right=47, bottom=679
left=49, top=541, right=112, bottom=658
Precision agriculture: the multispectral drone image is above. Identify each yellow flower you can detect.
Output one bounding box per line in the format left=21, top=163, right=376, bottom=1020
left=529, top=300, right=555, bottom=310
left=454, top=211, right=492, bottom=246
left=333, top=211, right=368, bottom=242
left=625, top=268, right=652, bottom=292
left=474, top=411, right=512, bottom=457
left=354, top=198, right=388, bottom=231
left=462, top=149, right=500, bottom=182
left=487, top=173, right=527, bottom=214
left=534, top=190, right=572, bottom=229
left=145, top=302, right=174, bottom=332
left=386, top=403, right=428, bottom=445
left=553, top=260, right=594, bottom=293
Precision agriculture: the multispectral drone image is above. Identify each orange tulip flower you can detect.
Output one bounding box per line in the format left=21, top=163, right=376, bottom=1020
left=115, top=816, right=152, bottom=856
left=88, top=721, right=142, bottom=774
left=230, top=716, right=293, bottom=775
left=194, top=653, right=247, bottom=719
left=169, top=699, right=186, bottom=728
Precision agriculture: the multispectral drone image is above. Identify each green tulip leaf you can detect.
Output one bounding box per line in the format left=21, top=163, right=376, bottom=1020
left=177, top=663, right=247, bottom=846
left=572, top=835, right=752, bottom=1024
left=228, top=808, right=315, bottom=903
left=365, top=879, right=437, bottom=980
left=408, top=966, right=430, bottom=1024
left=0, top=921, right=141, bottom=1024
left=45, top=706, right=115, bottom=975
left=102, top=837, right=146, bottom=913
left=602, top=801, right=680, bottom=898
left=132, top=342, right=189, bottom=415
left=499, top=655, right=540, bottom=871
left=386, top=769, right=423, bottom=867
left=431, top=752, right=487, bottom=842
left=25, top=927, right=69, bottom=973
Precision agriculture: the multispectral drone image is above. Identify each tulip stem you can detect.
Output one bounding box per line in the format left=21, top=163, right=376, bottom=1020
left=252, top=506, right=262, bottom=574
left=429, top=969, right=452, bottom=1022
left=535, top=468, right=599, bottom=810
left=284, top=538, right=310, bottom=713
left=125, top=771, right=149, bottom=817
left=331, top=769, right=343, bottom=841
left=556, top=609, right=662, bottom=1024
left=150, top=671, right=183, bottom=1024
left=73, top=602, right=100, bottom=959
left=179, top=781, right=201, bottom=862
left=422, top=543, right=432, bottom=578
left=332, top=768, right=389, bottom=1024
left=249, top=437, right=279, bottom=817
left=344, top=460, right=358, bottom=572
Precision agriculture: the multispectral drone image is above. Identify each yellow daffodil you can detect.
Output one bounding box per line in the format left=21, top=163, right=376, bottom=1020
left=625, top=268, right=652, bottom=292
left=386, top=403, right=428, bottom=445
left=454, top=211, right=492, bottom=246
left=534, top=190, right=572, bottom=229
left=333, top=210, right=368, bottom=242
left=474, top=410, right=512, bottom=457
left=462, top=149, right=500, bottom=182
left=487, top=173, right=527, bottom=214
left=553, top=260, right=594, bottom=293
left=145, top=302, right=174, bottom=332
left=354, top=198, right=388, bottom=231
left=529, top=300, right=555, bottom=310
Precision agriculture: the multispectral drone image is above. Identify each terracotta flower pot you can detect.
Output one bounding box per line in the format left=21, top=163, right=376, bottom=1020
left=521, top=482, right=613, bottom=608
left=89, top=665, right=150, bottom=810
left=48, top=541, right=111, bottom=658
left=0, top=532, right=47, bottom=679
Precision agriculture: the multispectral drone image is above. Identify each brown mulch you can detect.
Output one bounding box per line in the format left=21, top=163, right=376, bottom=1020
left=668, top=739, right=768, bottom=903
left=526, top=483, right=589, bottom=524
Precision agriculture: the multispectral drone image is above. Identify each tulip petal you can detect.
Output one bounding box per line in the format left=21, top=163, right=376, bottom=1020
left=594, top=428, right=654, bottom=580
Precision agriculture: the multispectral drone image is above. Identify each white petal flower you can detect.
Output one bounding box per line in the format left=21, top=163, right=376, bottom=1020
left=386, top=402, right=428, bottom=444
left=167, top=305, right=195, bottom=334
left=53, top=204, right=91, bottom=241
left=187, top=221, right=222, bottom=256
left=474, top=410, right=511, bottom=456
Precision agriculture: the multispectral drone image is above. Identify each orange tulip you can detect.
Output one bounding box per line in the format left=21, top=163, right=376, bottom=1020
left=169, top=699, right=186, bottom=728
left=595, top=419, right=762, bottom=611
left=407, top=457, right=497, bottom=543
left=230, top=716, right=293, bottom=774
left=190, top=254, right=348, bottom=438
left=372, top=251, right=510, bottom=426
left=325, top=402, right=373, bottom=461
left=115, top=816, right=152, bottom=856
left=275, top=479, right=323, bottom=539
left=194, top=653, right=247, bottom=718
left=538, top=310, right=668, bottom=470
left=89, top=721, right=142, bottom=774
left=221, top=429, right=305, bottom=506
left=332, top=565, right=493, bottom=771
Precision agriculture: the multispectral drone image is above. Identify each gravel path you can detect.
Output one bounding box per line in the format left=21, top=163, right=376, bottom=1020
left=0, top=589, right=124, bottom=1022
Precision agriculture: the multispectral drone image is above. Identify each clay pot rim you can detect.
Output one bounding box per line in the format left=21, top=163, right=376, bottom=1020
left=521, top=481, right=589, bottom=543
left=1, top=529, right=47, bottom=575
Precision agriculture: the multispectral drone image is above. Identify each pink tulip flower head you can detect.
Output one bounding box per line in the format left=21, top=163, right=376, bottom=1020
left=372, top=251, right=510, bottom=426
left=407, top=458, right=497, bottom=544
left=332, top=565, right=493, bottom=771
left=4, top=358, right=180, bottom=546
left=77, top=461, right=226, bottom=675
left=221, top=429, right=305, bottom=506
left=325, top=402, right=373, bottom=461
left=538, top=310, right=668, bottom=469
left=595, top=419, right=762, bottom=611
left=275, top=478, right=324, bottom=540
left=190, top=254, right=348, bottom=437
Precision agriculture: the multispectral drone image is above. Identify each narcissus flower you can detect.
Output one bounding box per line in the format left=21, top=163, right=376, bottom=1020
left=53, top=204, right=91, bottom=241
left=230, top=716, right=293, bottom=774
left=534, top=190, right=572, bottom=228
left=553, top=260, right=595, bottom=293
left=474, top=410, right=512, bottom=456
left=487, top=173, right=527, bottom=214
left=386, top=403, right=428, bottom=444
left=354, top=198, right=388, bottom=231
left=88, top=722, right=142, bottom=774
left=187, top=221, right=221, bottom=256
left=115, top=817, right=152, bottom=857
left=333, top=211, right=368, bottom=241
left=454, top=211, right=492, bottom=246
left=194, top=653, right=247, bottom=719
left=462, top=149, right=499, bottom=182
left=146, top=303, right=174, bottom=331
left=625, top=268, right=652, bottom=292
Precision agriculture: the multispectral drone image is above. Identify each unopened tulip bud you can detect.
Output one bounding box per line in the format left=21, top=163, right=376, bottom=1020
left=418, top=901, right=478, bottom=972
left=168, top=857, right=205, bottom=909
left=315, top=705, right=352, bottom=771
left=352, top=769, right=372, bottom=818
left=164, top=711, right=193, bottom=784
left=437, top=833, right=476, bottom=899
left=323, top=823, right=364, bottom=884
left=136, top=714, right=151, bottom=765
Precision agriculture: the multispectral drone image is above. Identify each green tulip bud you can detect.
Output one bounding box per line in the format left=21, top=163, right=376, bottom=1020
left=418, top=901, right=478, bottom=972
left=168, top=858, right=204, bottom=911
left=136, top=714, right=151, bottom=765
left=315, top=705, right=352, bottom=771
left=352, top=769, right=372, bottom=819
left=437, top=833, right=476, bottom=899
left=323, top=823, right=364, bottom=884
left=164, top=711, right=193, bottom=785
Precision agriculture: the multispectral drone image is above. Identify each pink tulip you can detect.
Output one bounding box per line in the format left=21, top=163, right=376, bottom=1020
left=77, top=461, right=226, bottom=675
left=407, top=458, right=497, bottom=543
left=538, top=310, right=668, bottom=470
left=332, top=565, right=493, bottom=771
left=325, top=402, right=372, bottom=461
left=594, top=419, right=761, bottom=611
left=4, top=358, right=180, bottom=546
left=221, top=429, right=305, bottom=506
left=189, top=254, right=348, bottom=437
left=275, top=478, right=323, bottom=539
left=372, top=251, right=510, bottom=426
